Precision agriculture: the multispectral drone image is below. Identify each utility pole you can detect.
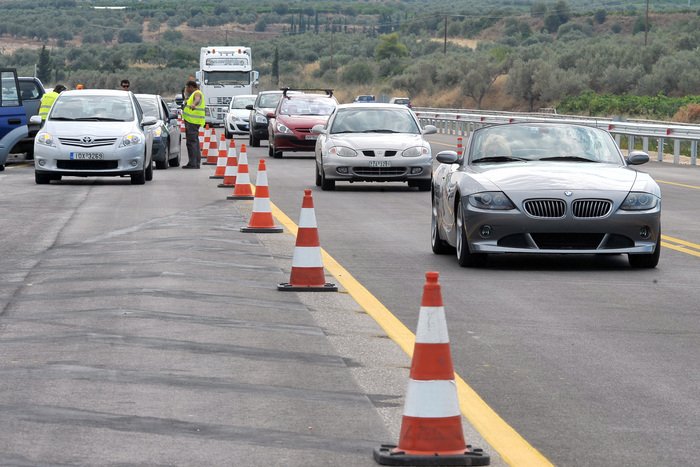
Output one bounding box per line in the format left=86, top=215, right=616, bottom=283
left=443, top=16, right=447, bottom=54
left=644, top=0, right=649, bottom=46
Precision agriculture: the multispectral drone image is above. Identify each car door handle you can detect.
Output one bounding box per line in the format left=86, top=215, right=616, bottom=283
left=8, top=118, right=21, bottom=125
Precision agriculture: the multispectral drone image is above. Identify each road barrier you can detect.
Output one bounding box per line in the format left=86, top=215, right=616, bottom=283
left=415, top=108, right=700, bottom=166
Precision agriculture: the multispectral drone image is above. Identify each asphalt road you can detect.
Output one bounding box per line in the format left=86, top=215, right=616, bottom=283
left=2, top=131, right=699, bottom=466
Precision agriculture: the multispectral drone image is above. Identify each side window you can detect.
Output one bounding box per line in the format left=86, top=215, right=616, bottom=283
left=1, top=71, right=20, bottom=107
left=20, top=81, right=40, bottom=99
left=160, top=99, right=169, bottom=120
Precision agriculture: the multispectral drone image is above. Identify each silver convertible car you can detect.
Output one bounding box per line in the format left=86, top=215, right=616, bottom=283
left=431, top=123, right=661, bottom=268
left=312, top=103, right=437, bottom=191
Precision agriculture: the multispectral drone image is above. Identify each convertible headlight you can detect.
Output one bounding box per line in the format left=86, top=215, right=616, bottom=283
left=329, top=146, right=357, bottom=157
left=620, top=192, right=658, bottom=210
left=402, top=146, right=430, bottom=157
left=36, top=132, right=55, bottom=147
left=254, top=113, right=267, bottom=124
left=468, top=191, right=515, bottom=210
left=276, top=122, right=292, bottom=134
left=119, top=133, right=143, bottom=147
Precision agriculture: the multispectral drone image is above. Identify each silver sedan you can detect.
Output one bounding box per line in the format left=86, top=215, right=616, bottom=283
left=312, top=103, right=436, bottom=191
left=431, top=122, right=661, bottom=268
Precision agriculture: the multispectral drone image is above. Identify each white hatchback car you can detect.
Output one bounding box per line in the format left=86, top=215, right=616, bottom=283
left=33, top=89, right=156, bottom=184
left=225, top=94, right=256, bottom=138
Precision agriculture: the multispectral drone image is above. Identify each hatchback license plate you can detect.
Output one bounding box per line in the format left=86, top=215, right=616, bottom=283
left=305, top=135, right=317, bottom=140
left=70, top=152, right=104, bottom=160
left=369, top=161, right=391, bottom=167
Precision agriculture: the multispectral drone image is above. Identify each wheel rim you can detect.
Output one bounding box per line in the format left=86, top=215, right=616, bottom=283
left=456, top=202, right=464, bottom=259
left=431, top=204, right=439, bottom=247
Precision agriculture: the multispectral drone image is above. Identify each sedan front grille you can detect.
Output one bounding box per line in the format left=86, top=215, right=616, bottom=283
left=531, top=233, right=604, bottom=249
left=57, top=160, right=119, bottom=170
left=361, top=150, right=398, bottom=157
left=59, top=137, right=117, bottom=148
left=352, top=167, right=407, bottom=176
left=572, top=199, right=612, bottom=218
left=524, top=199, right=566, bottom=218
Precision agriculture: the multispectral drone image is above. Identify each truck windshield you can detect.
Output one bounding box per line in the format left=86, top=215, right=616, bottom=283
left=203, top=71, right=249, bottom=86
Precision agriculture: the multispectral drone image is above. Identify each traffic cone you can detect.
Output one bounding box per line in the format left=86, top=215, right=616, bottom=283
left=241, top=159, right=283, bottom=233
left=199, top=124, right=209, bottom=151
left=278, top=189, right=337, bottom=292
left=217, top=139, right=238, bottom=188
left=210, top=133, right=228, bottom=179
left=457, top=136, right=463, bottom=157
left=374, top=271, right=489, bottom=466
left=204, top=137, right=219, bottom=165
left=179, top=114, right=186, bottom=134
left=226, top=143, right=254, bottom=200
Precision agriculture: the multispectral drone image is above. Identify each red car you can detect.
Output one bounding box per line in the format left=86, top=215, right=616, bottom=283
left=268, top=89, right=337, bottom=158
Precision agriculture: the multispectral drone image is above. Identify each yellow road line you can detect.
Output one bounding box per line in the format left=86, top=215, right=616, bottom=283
left=270, top=201, right=553, bottom=467
left=657, top=180, right=700, bottom=190
left=662, top=235, right=700, bottom=257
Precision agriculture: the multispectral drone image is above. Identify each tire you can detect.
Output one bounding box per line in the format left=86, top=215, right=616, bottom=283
left=155, top=146, right=169, bottom=170
left=416, top=180, right=431, bottom=192
left=455, top=199, right=487, bottom=267
left=224, top=128, right=231, bottom=139
left=431, top=197, right=453, bottom=254
left=250, top=132, right=260, bottom=148
left=268, top=144, right=273, bottom=158
left=35, top=172, right=51, bottom=184
left=320, top=168, right=335, bottom=191
left=0, top=165, right=4, bottom=172
left=131, top=165, right=146, bottom=185
left=168, top=150, right=181, bottom=167
left=145, top=159, right=153, bottom=181
left=273, top=149, right=283, bottom=159
left=315, top=163, right=322, bottom=187
left=628, top=232, right=661, bottom=268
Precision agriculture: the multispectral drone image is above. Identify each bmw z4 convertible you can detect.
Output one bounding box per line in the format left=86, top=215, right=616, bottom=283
left=431, top=122, right=661, bottom=268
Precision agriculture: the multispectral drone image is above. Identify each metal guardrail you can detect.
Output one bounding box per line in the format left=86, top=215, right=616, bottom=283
left=414, top=107, right=699, bottom=166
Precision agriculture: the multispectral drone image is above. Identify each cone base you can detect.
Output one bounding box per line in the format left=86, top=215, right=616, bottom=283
left=227, top=195, right=255, bottom=200
left=241, top=226, right=283, bottom=233
left=217, top=183, right=235, bottom=188
left=202, top=162, right=215, bottom=165
left=277, top=282, right=338, bottom=292
left=209, top=175, right=224, bottom=179
left=373, top=444, right=489, bottom=466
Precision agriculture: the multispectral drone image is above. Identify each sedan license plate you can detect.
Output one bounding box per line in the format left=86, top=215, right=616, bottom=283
left=304, top=135, right=318, bottom=140
left=369, top=160, right=391, bottom=167
left=70, top=152, right=104, bottom=160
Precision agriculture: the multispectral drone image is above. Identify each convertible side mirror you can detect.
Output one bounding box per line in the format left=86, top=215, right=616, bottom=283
left=626, top=150, right=649, bottom=165
left=436, top=150, right=459, bottom=164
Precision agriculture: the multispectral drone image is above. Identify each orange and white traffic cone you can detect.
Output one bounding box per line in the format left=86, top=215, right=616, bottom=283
left=374, top=271, right=489, bottom=466
left=217, top=139, right=238, bottom=188
left=210, top=133, right=228, bottom=179
left=198, top=126, right=206, bottom=150
left=241, top=159, right=283, bottom=233
left=179, top=115, right=186, bottom=134
left=278, top=189, right=337, bottom=292
left=226, top=143, right=254, bottom=200
left=204, top=137, right=219, bottom=165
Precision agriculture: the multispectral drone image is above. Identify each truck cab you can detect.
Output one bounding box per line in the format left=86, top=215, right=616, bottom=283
left=0, top=68, right=28, bottom=171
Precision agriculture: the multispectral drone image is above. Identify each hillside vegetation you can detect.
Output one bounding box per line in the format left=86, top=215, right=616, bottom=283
left=1, top=0, right=700, bottom=121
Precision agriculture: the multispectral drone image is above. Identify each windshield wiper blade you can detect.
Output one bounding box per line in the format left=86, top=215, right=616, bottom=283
left=539, top=156, right=598, bottom=162
left=366, top=129, right=400, bottom=133
left=472, top=156, right=528, bottom=163
left=50, top=117, right=77, bottom=121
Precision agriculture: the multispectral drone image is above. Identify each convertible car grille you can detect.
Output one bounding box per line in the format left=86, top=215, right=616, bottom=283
left=352, top=167, right=407, bottom=176
left=361, top=150, right=398, bottom=157
left=58, top=137, right=117, bottom=148
left=531, top=233, right=605, bottom=249
left=524, top=199, right=566, bottom=218
left=572, top=199, right=612, bottom=218
left=57, top=160, right=119, bottom=170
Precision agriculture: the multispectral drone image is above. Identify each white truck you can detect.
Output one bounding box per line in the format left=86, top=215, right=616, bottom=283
left=196, top=46, right=259, bottom=126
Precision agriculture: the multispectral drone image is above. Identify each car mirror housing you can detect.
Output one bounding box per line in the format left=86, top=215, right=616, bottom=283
left=311, top=124, right=326, bottom=135
left=436, top=150, right=459, bottom=164
left=422, top=125, right=437, bottom=135
left=626, top=151, right=649, bottom=165
left=141, top=116, right=158, bottom=127
left=30, top=115, right=42, bottom=125
left=246, top=104, right=254, bottom=110
left=266, top=111, right=276, bottom=118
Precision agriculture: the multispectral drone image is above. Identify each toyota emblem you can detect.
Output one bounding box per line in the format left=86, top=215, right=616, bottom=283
left=81, top=136, right=93, bottom=143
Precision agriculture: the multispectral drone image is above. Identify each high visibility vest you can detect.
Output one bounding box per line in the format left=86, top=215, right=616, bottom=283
left=182, top=89, right=205, bottom=127
left=39, top=91, right=59, bottom=120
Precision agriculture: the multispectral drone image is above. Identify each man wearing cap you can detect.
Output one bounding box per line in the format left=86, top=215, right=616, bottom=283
left=181, top=80, right=205, bottom=168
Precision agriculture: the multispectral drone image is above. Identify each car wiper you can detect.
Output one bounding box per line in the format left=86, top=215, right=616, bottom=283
left=539, top=156, right=598, bottom=162
left=50, top=117, right=77, bottom=121
left=472, top=156, right=529, bottom=163
left=74, top=117, right=125, bottom=121
left=332, top=130, right=360, bottom=134
left=366, top=129, right=400, bottom=133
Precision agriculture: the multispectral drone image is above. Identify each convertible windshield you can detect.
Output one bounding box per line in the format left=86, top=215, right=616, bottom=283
left=51, top=95, right=134, bottom=122
left=470, top=124, right=623, bottom=164
left=330, top=108, right=420, bottom=134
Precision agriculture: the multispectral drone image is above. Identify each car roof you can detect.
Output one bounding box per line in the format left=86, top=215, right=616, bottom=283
left=335, top=103, right=411, bottom=111
left=61, top=89, right=132, bottom=97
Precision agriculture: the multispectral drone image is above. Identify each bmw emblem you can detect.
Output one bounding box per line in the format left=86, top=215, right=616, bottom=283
left=81, top=136, right=93, bottom=143
left=564, top=191, right=573, bottom=197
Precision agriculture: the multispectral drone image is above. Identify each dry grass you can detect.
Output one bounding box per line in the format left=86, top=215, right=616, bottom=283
left=672, top=104, right=700, bottom=124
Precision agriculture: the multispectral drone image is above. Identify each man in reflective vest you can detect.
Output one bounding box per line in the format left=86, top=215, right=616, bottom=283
left=39, top=84, right=66, bottom=122
left=181, top=80, right=205, bottom=168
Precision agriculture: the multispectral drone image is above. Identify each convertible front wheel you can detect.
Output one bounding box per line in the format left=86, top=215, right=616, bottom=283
left=431, top=198, right=453, bottom=255
left=628, top=231, right=661, bottom=269
left=455, top=200, right=487, bottom=267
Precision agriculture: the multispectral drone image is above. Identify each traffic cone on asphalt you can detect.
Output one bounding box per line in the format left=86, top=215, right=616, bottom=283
left=210, top=134, right=228, bottom=179
left=217, top=139, right=238, bottom=188
left=179, top=114, right=186, bottom=133
left=278, top=189, right=337, bottom=292
left=227, top=143, right=254, bottom=200
left=374, top=271, right=489, bottom=466
left=198, top=126, right=206, bottom=150
left=204, top=137, right=219, bottom=165
left=241, top=159, right=283, bottom=233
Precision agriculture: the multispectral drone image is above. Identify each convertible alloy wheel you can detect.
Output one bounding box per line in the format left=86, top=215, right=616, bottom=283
left=455, top=200, right=487, bottom=267
left=628, top=230, right=661, bottom=268
left=315, top=163, right=322, bottom=187
left=431, top=198, right=453, bottom=254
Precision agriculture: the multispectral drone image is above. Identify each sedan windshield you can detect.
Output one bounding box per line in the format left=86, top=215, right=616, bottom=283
left=470, top=124, right=623, bottom=164
left=51, top=96, right=134, bottom=122
left=230, top=96, right=256, bottom=109
left=330, top=108, right=420, bottom=134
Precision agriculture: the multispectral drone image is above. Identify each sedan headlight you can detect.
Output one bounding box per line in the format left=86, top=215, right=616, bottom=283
left=36, top=132, right=55, bottom=147
left=276, top=122, right=292, bottom=134
left=329, top=146, right=357, bottom=157
left=119, top=133, right=143, bottom=148
left=468, top=191, right=515, bottom=210
left=254, top=113, right=267, bottom=124
left=620, top=192, right=659, bottom=210
left=402, top=146, right=430, bottom=157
